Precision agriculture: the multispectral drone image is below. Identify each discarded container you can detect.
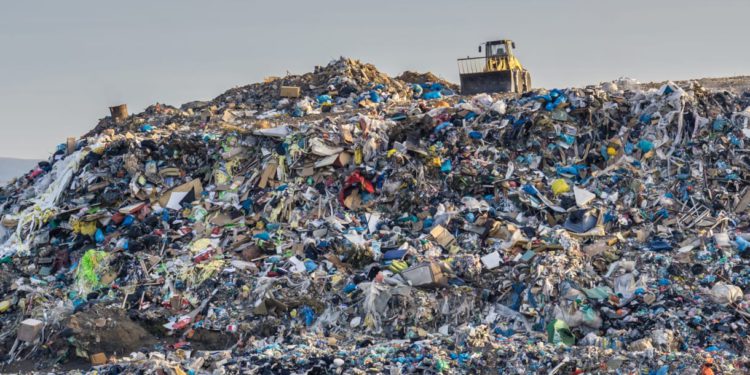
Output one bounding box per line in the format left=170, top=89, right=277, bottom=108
left=66, top=137, right=76, bottom=156
left=109, top=104, right=128, bottom=122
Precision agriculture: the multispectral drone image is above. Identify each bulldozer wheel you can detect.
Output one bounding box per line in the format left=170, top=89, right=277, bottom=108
left=524, top=72, right=532, bottom=92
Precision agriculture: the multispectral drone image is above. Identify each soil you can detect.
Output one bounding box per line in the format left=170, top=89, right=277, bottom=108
left=0, top=357, right=90, bottom=374
left=189, top=329, right=238, bottom=350
left=65, top=304, right=157, bottom=356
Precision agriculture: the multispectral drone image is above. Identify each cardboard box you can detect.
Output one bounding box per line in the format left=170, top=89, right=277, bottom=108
left=400, top=262, right=447, bottom=288
left=429, top=225, right=455, bottom=248
left=314, top=152, right=352, bottom=168
left=17, top=318, right=44, bottom=342
left=258, top=161, right=278, bottom=188
left=90, top=352, right=107, bottom=366
left=280, top=86, right=301, bottom=98
left=158, top=179, right=204, bottom=210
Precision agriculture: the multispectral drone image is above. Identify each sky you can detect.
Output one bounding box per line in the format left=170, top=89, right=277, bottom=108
left=1, top=0, right=749, bottom=159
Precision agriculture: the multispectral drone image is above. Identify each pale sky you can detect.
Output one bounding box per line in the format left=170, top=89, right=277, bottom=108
left=1, top=0, right=748, bottom=159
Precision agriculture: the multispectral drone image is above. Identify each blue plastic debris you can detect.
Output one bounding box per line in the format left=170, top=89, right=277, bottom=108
left=253, top=232, right=271, bottom=241
left=648, top=237, right=673, bottom=252
left=422, top=91, right=442, bottom=100
left=383, top=249, right=407, bottom=260
left=440, top=159, right=452, bottom=173
left=638, top=139, right=654, bottom=152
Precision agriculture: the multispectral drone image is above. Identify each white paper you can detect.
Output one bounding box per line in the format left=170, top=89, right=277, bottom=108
left=574, top=187, right=596, bottom=207
left=165, top=191, right=188, bottom=210
left=481, top=251, right=501, bottom=269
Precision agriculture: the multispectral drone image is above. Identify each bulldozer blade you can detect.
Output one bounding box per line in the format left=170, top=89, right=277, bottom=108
left=460, top=70, right=515, bottom=95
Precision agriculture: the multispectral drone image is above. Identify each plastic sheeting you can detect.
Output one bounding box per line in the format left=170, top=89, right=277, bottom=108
left=0, top=144, right=94, bottom=257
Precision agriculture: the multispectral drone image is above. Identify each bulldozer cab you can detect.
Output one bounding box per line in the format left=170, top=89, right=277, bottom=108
left=481, top=40, right=523, bottom=72
left=482, top=40, right=512, bottom=57
left=458, top=39, right=531, bottom=95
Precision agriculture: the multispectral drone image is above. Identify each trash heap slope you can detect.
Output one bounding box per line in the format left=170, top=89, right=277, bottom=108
left=2, top=58, right=750, bottom=374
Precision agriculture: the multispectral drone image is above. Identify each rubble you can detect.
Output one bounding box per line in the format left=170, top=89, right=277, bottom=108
left=2, top=57, right=750, bottom=374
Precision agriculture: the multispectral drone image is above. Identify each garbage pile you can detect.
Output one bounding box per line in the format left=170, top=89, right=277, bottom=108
left=2, top=58, right=750, bottom=374
left=396, top=71, right=458, bottom=91
left=216, top=58, right=412, bottom=113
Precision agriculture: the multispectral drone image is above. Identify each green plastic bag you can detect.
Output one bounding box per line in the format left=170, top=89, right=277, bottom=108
left=546, top=319, right=575, bottom=346
left=76, top=249, right=108, bottom=292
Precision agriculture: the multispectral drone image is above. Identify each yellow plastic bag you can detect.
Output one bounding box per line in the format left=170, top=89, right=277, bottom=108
left=388, top=260, right=408, bottom=273
left=189, top=238, right=212, bottom=254
left=0, top=300, right=11, bottom=313
left=72, top=219, right=97, bottom=236
left=551, top=179, right=570, bottom=195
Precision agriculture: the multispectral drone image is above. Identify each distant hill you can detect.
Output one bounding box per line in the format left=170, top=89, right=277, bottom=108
left=0, top=157, right=39, bottom=184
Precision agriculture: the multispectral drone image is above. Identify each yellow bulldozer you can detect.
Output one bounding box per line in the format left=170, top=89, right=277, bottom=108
left=457, top=39, right=531, bottom=95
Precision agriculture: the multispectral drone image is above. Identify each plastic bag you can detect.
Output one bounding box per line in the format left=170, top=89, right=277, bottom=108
left=422, top=91, right=442, bottom=100
left=709, top=282, right=743, bottom=305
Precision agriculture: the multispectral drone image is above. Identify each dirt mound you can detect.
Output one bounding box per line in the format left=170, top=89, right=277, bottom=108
left=189, top=329, right=237, bottom=350
left=65, top=305, right=156, bottom=356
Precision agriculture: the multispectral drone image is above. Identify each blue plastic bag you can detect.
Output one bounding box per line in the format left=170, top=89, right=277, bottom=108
left=422, top=91, right=442, bottom=100
left=369, top=90, right=381, bottom=103
left=440, top=159, right=452, bottom=173
left=317, top=95, right=332, bottom=104
left=95, top=228, right=105, bottom=243
left=638, top=139, right=654, bottom=152
left=253, top=232, right=271, bottom=241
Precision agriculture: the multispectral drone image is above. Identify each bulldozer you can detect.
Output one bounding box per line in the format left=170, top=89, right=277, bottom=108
left=457, top=39, right=531, bottom=95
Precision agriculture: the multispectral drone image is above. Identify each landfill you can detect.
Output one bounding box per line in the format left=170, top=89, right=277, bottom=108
left=2, top=57, right=750, bottom=374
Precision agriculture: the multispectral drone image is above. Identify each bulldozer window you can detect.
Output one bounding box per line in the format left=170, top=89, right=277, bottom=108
left=489, top=44, right=507, bottom=56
